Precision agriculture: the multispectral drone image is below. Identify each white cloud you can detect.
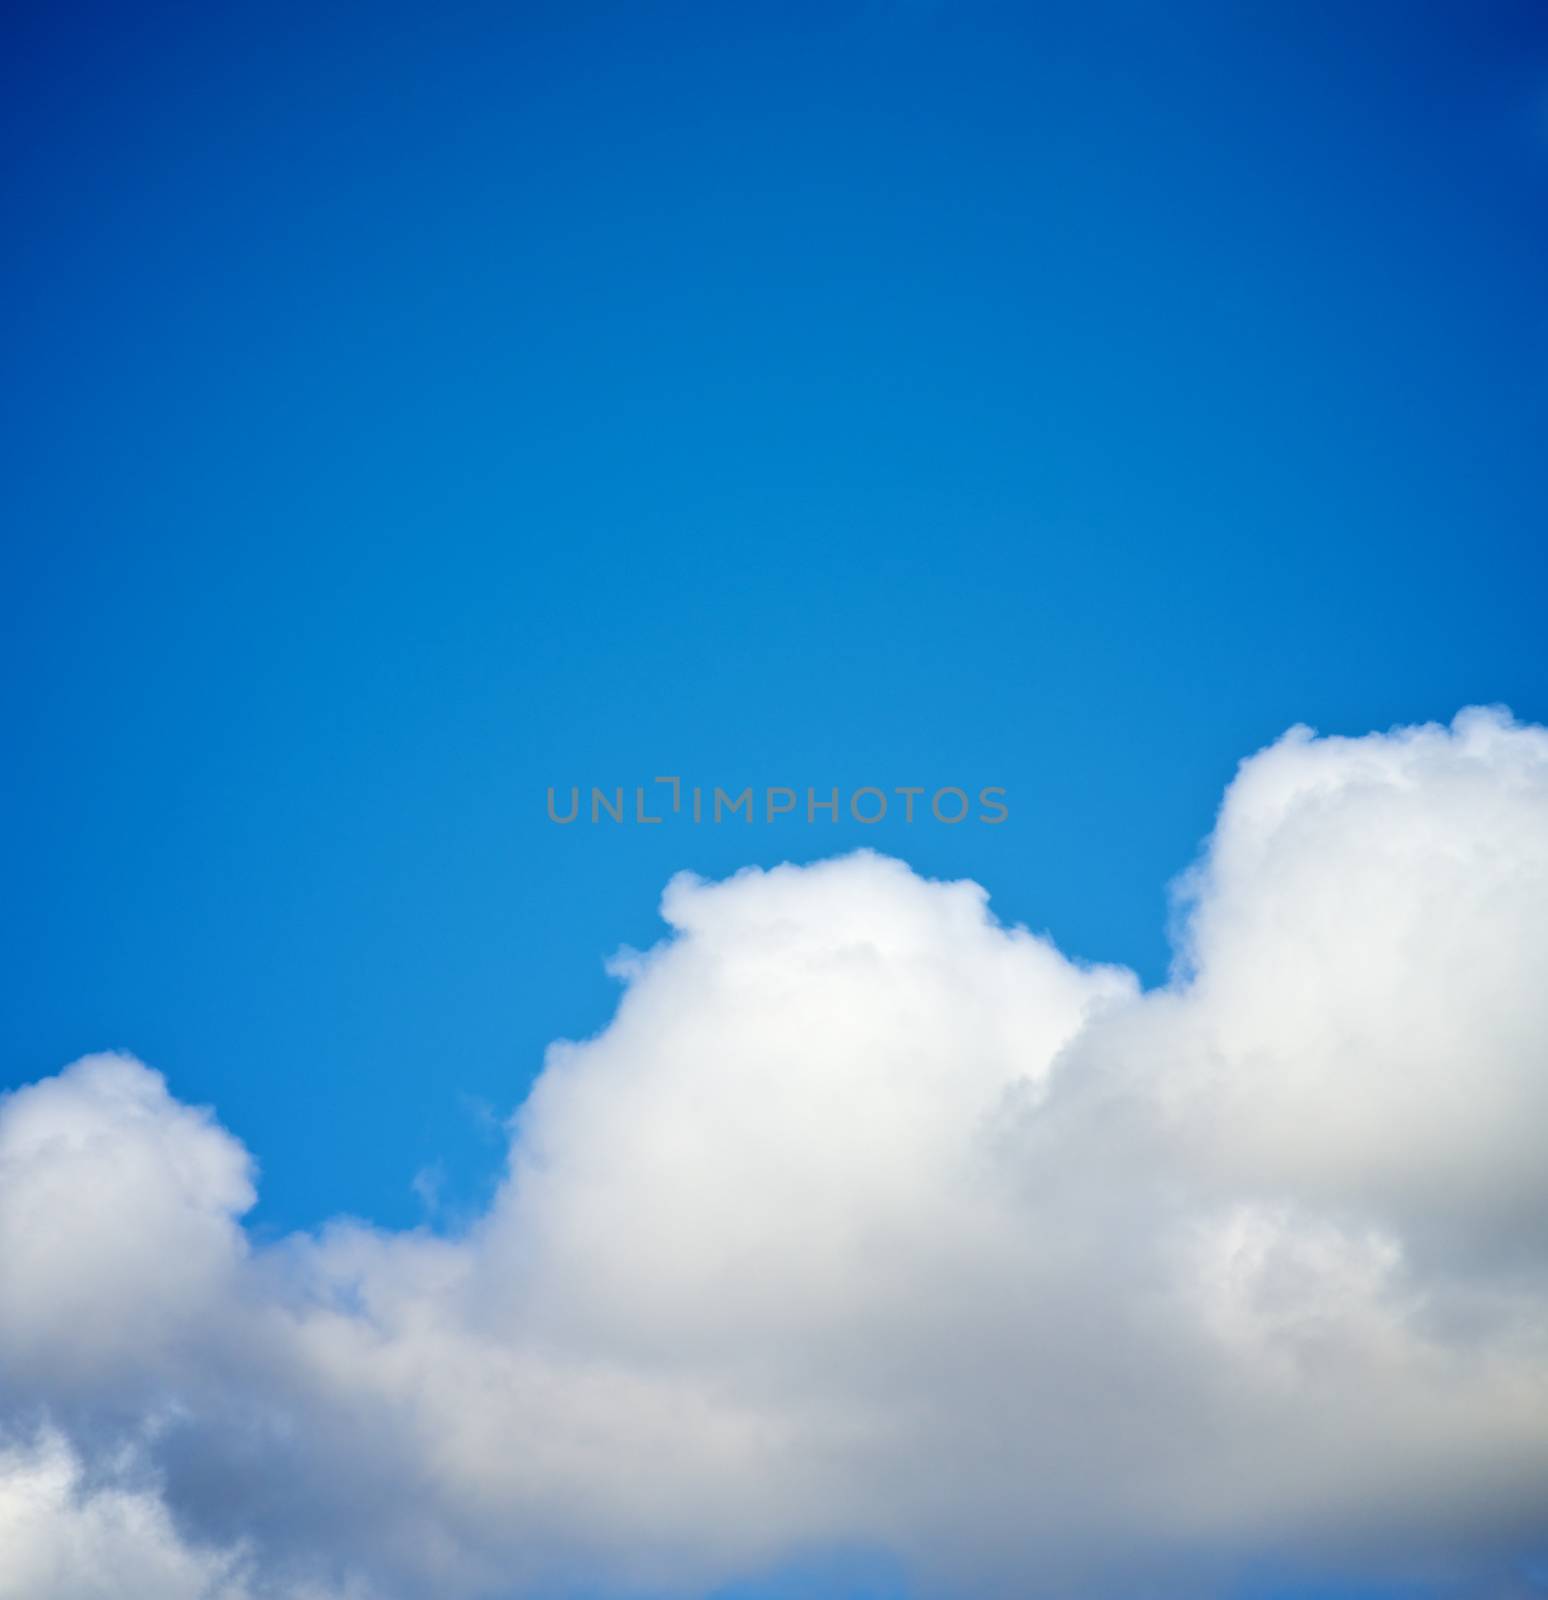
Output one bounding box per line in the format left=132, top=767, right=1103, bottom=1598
left=0, top=1428, right=254, bottom=1600
left=3, top=708, right=1548, bottom=1597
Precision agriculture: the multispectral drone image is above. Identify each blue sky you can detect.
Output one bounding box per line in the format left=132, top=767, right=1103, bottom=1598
left=2, top=10, right=1547, bottom=1593
left=6, top=0, right=1544, bottom=1240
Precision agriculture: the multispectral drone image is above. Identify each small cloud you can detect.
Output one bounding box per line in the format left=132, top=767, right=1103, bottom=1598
left=410, top=1162, right=444, bottom=1217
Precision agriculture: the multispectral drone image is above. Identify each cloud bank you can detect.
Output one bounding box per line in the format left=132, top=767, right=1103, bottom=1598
left=4, top=708, right=1548, bottom=1599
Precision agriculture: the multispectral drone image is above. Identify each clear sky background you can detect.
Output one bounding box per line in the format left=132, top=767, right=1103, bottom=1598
left=4, top=0, right=1545, bottom=1275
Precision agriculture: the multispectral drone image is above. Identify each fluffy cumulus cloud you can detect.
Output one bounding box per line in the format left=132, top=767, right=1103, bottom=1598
left=0, top=1429, right=251, bottom=1600
left=4, top=708, right=1548, bottom=1599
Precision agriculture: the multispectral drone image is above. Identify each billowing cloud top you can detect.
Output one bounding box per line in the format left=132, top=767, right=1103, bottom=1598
left=3, top=709, right=1548, bottom=1599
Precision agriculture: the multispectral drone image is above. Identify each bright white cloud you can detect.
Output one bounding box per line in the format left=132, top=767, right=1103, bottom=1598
left=3, top=708, right=1548, bottom=1597
left=0, top=1429, right=253, bottom=1600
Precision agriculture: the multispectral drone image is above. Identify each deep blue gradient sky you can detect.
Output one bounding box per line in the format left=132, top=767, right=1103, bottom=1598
left=4, top=0, right=1546, bottom=1262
